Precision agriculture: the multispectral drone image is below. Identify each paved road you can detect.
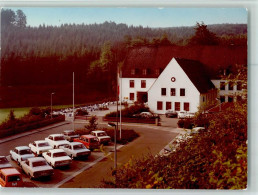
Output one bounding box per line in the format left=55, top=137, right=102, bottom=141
left=0, top=106, right=181, bottom=188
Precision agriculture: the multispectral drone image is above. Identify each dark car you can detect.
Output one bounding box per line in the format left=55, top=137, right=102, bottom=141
left=165, top=110, right=178, bottom=118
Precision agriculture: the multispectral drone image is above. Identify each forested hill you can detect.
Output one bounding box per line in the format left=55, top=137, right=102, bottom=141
left=1, top=22, right=247, bottom=59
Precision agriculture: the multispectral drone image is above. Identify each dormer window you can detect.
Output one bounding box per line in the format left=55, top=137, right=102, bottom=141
left=131, top=69, right=135, bottom=75
left=142, top=69, right=147, bottom=75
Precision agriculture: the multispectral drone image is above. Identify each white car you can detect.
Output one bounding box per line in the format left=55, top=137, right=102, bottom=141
left=178, top=111, right=187, bottom=119
left=91, top=130, right=111, bottom=145
left=20, top=157, right=54, bottom=179
left=63, top=130, right=79, bottom=142
left=59, top=142, right=91, bottom=159
left=0, top=156, right=12, bottom=169
left=29, top=140, right=53, bottom=156
left=45, top=134, right=70, bottom=149
left=42, top=149, right=72, bottom=168
left=10, top=146, right=35, bottom=166
left=185, top=112, right=195, bottom=118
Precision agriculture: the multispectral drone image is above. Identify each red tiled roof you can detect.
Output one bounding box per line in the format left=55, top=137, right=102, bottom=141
left=122, top=45, right=247, bottom=79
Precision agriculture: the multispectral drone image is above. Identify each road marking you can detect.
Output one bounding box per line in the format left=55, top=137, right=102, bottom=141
left=53, top=145, right=124, bottom=188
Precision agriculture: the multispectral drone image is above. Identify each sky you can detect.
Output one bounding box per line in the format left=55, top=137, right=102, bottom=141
left=8, top=7, right=247, bottom=28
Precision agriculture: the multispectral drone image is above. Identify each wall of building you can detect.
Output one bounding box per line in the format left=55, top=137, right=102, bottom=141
left=119, top=78, right=156, bottom=103
left=211, top=80, right=243, bottom=102
left=148, top=58, right=201, bottom=114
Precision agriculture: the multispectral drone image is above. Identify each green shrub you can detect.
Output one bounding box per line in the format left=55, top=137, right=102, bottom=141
left=177, top=118, right=194, bottom=129
left=103, top=102, right=247, bottom=189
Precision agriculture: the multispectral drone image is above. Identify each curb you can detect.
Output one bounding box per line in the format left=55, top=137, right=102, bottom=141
left=0, top=121, right=71, bottom=144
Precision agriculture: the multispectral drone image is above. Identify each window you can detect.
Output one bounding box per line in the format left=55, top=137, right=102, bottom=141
left=129, top=93, right=134, bottom=101
left=142, top=69, right=147, bottom=75
left=228, top=96, right=234, bottom=102
left=161, top=88, right=166, bottom=96
left=129, top=80, right=134, bottom=88
left=155, top=69, right=160, bottom=75
left=184, top=102, right=190, bottom=111
left=180, top=88, right=185, bottom=96
left=131, top=69, right=135, bottom=75
left=220, top=82, right=225, bottom=90
left=175, top=102, right=180, bottom=111
left=141, top=80, right=146, bottom=88
left=229, top=82, right=234, bottom=90
left=237, top=82, right=242, bottom=90
left=157, top=101, right=163, bottom=110
left=166, top=102, right=172, bottom=110
left=171, top=88, right=176, bottom=96
left=220, top=96, right=225, bottom=103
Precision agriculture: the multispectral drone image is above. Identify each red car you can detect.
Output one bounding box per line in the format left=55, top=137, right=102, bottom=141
left=73, top=135, right=100, bottom=150
left=0, top=168, right=23, bottom=187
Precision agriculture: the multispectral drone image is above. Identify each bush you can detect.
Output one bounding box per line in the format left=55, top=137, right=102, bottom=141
left=177, top=118, right=194, bottom=129
left=103, top=102, right=247, bottom=189
left=85, top=115, right=98, bottom=132
left=76, top=108, right=88, bottom=116
left=105, top=103, right=150, bottom=118
left=102, top=128, right=139, bottom=145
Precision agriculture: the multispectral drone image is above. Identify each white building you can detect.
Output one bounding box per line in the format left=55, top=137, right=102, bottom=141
left=119, top=57, right=217, bottom=114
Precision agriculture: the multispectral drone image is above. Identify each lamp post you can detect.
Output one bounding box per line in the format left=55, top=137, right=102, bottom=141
left=108, top=122, right=117, bottom=169
left=51, top=92, right=55, bottom=119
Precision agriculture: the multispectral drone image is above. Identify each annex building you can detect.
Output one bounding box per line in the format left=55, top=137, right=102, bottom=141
left=119, top=45, right=247, bottom=114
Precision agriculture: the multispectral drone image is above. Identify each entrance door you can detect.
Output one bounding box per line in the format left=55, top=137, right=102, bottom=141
left=137, top=92, right=148, bottom=103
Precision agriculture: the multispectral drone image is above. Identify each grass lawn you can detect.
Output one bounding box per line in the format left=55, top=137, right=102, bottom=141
left=0, top=104, right=87, bottom=123
left=0, top=107, right=31, bottom=123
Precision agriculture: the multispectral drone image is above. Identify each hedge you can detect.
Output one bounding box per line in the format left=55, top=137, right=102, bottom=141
left=0, top=115, right=65, bottom=138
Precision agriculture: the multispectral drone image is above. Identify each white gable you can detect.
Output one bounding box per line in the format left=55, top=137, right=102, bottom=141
left=148, top=58, right=201, bottom=114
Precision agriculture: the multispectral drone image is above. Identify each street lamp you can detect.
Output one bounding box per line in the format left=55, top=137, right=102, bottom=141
left=108, top=122, right=117, bottom=169
left=51, top=92, right=55, bottom=119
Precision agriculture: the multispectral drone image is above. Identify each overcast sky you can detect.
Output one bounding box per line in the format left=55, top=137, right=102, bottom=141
left=8, top=7, right=247, bottom=28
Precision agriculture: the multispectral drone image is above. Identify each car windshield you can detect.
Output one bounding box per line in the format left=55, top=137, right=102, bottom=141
left=0, top=157, right=8, bottom=164
left=54, top=136, right=65, bottom=141
left=73, top=144, right=85, bottom=150
left=53, top=152, right=67, bottom=158
left=97, top=133, right=107, bottom=136
left=33, top=161, right=47, bottom=167
left=19, top=149, right=32, bottom=155
left=38, top=142, right=50, bottom=147
left=67, top=132, right=76, bottom=136
left=8, top=175, right=21, bottom=182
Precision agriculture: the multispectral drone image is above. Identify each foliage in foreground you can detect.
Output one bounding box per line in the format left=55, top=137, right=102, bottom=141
left=103, top=102, right=247, bottom=189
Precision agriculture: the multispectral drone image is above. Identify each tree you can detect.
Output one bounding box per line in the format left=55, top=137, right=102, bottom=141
left=85, top=116, right=98, bottom=132
left=189, top=22, right=218, bottom=45
left=15, top=9, right=27, bottom=28
left=1, top=9, right=16, bottom=27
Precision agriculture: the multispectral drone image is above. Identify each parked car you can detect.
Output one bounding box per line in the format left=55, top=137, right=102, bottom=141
left=45, top=134, right=70, bottom=149
left=185, top=112, right=195, bottom=118
left=73, top=135, right=100, bottom=150
left=29, top=140, right=53, bottom=156
left=0, top=168, right=23, bottom=187
left=133, top=112, right=155, bottom=118
left=42, top=149, right=72, bottom=168
left=0, top=156, right=12, bottom=169
left=10, top=146, right=35, bottom=166
left=20, top=157, right=54, bottom=179
left=191, top=127, right=205, bottom=134
left=59, top=142, right=91, bottom=159
left=91, top=130, right=111, bottom=145
left=63, top=130, right=79, bottom=142
left=165, top=110, right=178, bottom=118
left=178, top=111, right=187, bottom=119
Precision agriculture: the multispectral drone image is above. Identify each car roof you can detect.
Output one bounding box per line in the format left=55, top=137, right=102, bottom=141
left=49, top=134, right=63, bottom=137
left=70, top=142, right=83, bottom=146
left=15, top=146, right=30, bottom=150
left=27, top=157, right=45, bottom=162
left=34, top=140, right=49, bottom=144
left=92, top=130, right=105, bottom=133
left=81, top=134, right=96, bottom=138
left=1, top=168, right=21, bottom=176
